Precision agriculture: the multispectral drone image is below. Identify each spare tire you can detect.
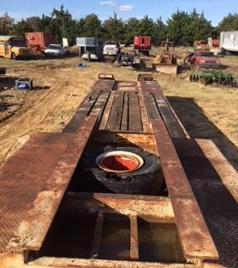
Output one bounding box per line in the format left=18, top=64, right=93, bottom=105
left=83, top=146, right=164, bottom=195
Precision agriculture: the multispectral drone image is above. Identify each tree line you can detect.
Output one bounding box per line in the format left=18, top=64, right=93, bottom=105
left=0, top=6, right=238, bottom=46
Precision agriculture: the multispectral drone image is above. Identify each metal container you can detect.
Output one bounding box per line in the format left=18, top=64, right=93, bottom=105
left=220, top=31, right=238, bottom=52
left=76, top=37, right=97, bottom=47
left=25, top=32, right=53, bottom=50
left=15, top=79, right=33, bottom=90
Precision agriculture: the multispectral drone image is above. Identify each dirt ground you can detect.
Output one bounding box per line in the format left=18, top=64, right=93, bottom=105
left=0, top=52, right=238, bottom=170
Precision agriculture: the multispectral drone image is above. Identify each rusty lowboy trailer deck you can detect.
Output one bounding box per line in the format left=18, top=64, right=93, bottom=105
left=0, top=74, right=238, bottom=268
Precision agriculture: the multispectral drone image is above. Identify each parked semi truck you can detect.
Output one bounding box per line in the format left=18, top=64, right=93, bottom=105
left=25, top=32, right=53, bottom=51
left=0, top=35, right=32, bottom=59
left=220, top=31, right=238, bottom=53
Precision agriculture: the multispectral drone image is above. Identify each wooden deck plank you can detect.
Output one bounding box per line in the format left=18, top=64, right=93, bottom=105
left=137, top=86, right=152, bottom=133
left=90, top=211, right=104, bottom=259
left=106, top=91, right=124, bottom=131
left=151, top=119, right=218, bottom=262
left=144, top=92, right=161, bottom=119
left=153, top=92, right=186, bottom=138
left=99, top=91, right=115, bottom=130
left=121, top=92, right=129, bottom=131
left=130, top=215, right=139, bottom=260
left=128, top=92, right=143, bottom=132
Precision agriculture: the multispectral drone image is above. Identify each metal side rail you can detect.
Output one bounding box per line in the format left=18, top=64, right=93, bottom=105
left=151, top=117, right=219, bottom=264
left=0, top=115, right=98, bottom=266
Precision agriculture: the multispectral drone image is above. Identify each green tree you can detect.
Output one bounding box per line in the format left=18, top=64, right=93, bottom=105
left=167, top=10, right=191, bottom=45
left=189, top=10, right=213, bottom=42
left=138, top=16, right=155, bottom=36
left=102, top=13, right=125, bottom=42
left=12, top=16, right=42, bottom=35
left=82, top=14, right=102, bottom=37
left=218, top=13, right=238, bottom=31
left=0, top=13, right=14, bottom=35
left=51, top=5, right=77, bottom=45
left=153, top=18, right=167, bottom=45
left=167, top=10, right=213, bottom=46
left=124, top=17, right=141, bottom=45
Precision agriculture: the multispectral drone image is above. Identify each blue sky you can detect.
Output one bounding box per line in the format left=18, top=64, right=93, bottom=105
left=0, top=0, right=237, bottom=26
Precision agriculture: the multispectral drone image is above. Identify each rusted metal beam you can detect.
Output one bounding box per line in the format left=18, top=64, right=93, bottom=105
left=151, top=119, right=218, bottom=262
left=26, top=256, right=196, bottom=268
left=63, top=193, right=174, bottom=222
left=90, top=211, right=104, bottom=259
left=196, top=139, right=238, bottom=203
left=0, top=132, right=74, bottom=254
left=8, top=115, right=98, bottom=252
left=63, top=90, right=100, bottom=133
left=139, top=80, right=162, bottom=92
left=92, top=78, right=116, bottom=91
left=130, top=215, right=139, bottom=260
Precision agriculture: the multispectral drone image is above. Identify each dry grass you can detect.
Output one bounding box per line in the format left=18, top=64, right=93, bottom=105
left=0, top=53, right=237, bottom=168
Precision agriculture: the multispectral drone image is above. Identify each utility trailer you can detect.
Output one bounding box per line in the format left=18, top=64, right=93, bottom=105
left=0, top=74, right=238, bottom=268
left=220, top=31, right=238, bottom=53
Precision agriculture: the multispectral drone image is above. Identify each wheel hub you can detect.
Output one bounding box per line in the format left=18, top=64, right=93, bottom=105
left=96, top=151, right=144, bottom=174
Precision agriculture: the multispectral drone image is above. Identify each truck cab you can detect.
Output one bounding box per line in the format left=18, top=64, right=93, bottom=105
left=133, top=36, right=151, bottom=55
left=0, top=35, right=32, bottom=59
left=103, top=41, right=120, bottom=56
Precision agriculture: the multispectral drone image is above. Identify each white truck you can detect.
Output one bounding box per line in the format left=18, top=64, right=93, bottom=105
left=103, top=41, right=120, bottom=57
left=44, top=44, right=66, bottom=57
left=220, top=31, right=238, bottom=53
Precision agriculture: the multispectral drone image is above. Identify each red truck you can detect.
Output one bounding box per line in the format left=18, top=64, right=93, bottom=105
left=133, top=36, right=151, bottom=55
left=25, top=32, right=53, bottom=51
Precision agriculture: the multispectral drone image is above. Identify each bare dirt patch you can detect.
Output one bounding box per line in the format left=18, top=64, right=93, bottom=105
left=0, top=54, right=237, bottom=169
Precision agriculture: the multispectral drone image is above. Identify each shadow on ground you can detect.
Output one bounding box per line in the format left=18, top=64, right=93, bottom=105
left=167, top=96, right=238, bottom=172
left=166, top=96, right=238, bottom=267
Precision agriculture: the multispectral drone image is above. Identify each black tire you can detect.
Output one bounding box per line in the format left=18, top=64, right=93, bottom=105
left=11, top=52, right=17, bottom=60
left=83, top=146, right=164, bottom=195
left=184, top=53, right=194, bottom=65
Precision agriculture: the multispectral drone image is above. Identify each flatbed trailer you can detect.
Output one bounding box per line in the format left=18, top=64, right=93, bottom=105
left=0, top=74, right=237, bottom=268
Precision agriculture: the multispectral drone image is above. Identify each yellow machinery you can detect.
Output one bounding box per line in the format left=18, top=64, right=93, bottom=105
left=0, top=35, right=32, bottom=59
left=153, top=40, right=178, bottom=75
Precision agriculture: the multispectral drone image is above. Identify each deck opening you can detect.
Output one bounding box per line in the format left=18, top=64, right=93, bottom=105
left=27, top=203, right=185, bottom=264
left=34, top=211, right=97, bottom=259
left=68, top=140, right=167, bottom=196
left=138, top=219, right=185, bottom=263
left=98, top=214, right=130, bottom=260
